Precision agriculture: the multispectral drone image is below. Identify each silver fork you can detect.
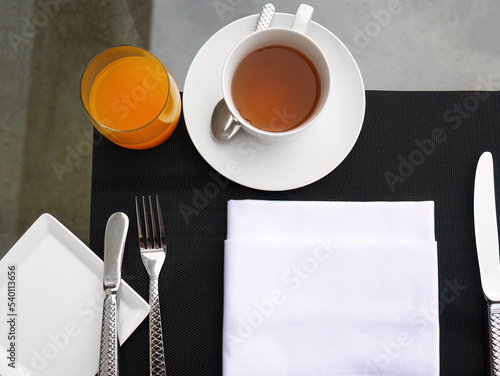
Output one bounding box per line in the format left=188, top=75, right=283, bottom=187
left=135, top=195, right=167, bottom=376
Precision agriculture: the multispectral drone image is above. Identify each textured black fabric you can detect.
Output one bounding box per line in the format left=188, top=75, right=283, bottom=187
left=90, top=91, right=500, bottom=375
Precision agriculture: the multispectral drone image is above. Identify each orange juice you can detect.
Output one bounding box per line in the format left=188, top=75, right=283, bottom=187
left=82, top=47, right=181, bottom=149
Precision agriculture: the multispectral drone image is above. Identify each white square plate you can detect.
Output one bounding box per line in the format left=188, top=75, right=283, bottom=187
left=0, top=214, right=149, bottom=376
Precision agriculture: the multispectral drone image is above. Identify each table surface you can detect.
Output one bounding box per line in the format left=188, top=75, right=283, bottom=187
left=88, top=90, right=500, bottom=375
left=2, top=0, right=500, bottom=256
left=1, top=1, right=500, bottom=374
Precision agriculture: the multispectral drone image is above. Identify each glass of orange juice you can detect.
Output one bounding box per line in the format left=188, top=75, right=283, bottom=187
left=80, top=45, right=181, bottom=149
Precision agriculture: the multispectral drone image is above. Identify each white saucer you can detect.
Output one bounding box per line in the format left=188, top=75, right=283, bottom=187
left=0, top=214, right=149, bottom=376
left=183, top=13, right=365, bottom=191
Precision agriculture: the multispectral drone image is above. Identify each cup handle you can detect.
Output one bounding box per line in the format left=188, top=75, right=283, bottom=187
left=291, top=4, right=314, bottom=34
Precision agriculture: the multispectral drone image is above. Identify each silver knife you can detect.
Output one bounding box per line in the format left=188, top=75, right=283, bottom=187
left=474, top=151, right=500, bottom=375
left=98, top=212, right=129, bottom=376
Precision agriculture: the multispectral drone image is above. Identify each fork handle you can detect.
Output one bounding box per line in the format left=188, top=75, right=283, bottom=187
left=149, top=276, right=166, bottom=375
left=99, top=292, right=119, bottom=376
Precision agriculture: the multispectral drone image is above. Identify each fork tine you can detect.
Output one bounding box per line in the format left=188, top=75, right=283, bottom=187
left=156, top=195, right=166, bottom=251
left=135, top=196, right=145, bottom=249
left=142, top=196, right=152, bottom=249
left=149, top=195, right=159, bottom=249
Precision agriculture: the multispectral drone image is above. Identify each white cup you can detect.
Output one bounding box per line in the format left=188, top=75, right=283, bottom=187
left=221, top=4, right=331, bottom=141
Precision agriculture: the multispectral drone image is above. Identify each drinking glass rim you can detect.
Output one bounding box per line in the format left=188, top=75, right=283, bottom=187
left=79, top=44, right=171, bottom=133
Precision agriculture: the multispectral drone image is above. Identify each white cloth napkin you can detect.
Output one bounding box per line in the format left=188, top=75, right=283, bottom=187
left=223, top=200, right=439, bottom=376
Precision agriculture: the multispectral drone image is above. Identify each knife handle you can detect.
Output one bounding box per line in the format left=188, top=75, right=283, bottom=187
left=99, top=292, right=119, bottom=376
left=149, top=276, right=166, bottom=375
left=488, top=303, right=500, bottom=375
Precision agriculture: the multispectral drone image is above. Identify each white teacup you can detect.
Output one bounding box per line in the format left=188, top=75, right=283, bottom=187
left=222, top=4, right=331, bottom=141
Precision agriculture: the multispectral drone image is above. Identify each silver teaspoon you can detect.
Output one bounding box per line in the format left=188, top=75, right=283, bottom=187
left=210, top=3, right=275, bottom=142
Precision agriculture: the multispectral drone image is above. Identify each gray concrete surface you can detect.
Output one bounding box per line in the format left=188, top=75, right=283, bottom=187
left=152, top=0, right=500, bottom=91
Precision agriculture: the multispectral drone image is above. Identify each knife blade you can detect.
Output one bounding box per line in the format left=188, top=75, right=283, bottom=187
left=98, top=212, right=129, bottom=376
left=474, top=151, right=500, bottom=375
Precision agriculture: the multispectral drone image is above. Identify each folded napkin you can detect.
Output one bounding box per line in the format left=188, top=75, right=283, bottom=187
left=223, top=200, right=439, bottom=376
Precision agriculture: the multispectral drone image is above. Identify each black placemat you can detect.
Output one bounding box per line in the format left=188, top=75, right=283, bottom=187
left=90, top=91, right=500, bottom=375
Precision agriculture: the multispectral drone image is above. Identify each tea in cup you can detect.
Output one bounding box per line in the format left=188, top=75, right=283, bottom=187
left=221, top=4, right=330, bottom=140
